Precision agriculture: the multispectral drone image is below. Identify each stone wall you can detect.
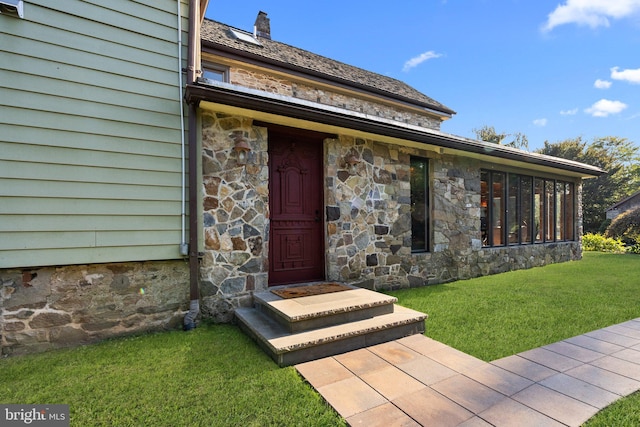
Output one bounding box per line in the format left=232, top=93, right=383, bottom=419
left=324, top=135, right=583, bottom=291
left=1, top=260, right=189, bottom=356
left=229, top=67, right=442, bottom=130
left=200, top=112, right=270, bottom=322
left=198, top=110, right=584, bottom=319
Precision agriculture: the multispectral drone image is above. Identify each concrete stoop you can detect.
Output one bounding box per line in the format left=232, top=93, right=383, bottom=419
left=234, top=284, right=427, bottom=367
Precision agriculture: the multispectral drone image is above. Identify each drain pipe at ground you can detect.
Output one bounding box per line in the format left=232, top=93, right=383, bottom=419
left=183, top=0, right=201, bottom=331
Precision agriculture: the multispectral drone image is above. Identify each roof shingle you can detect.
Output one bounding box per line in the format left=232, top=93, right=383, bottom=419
left=200, top=19, right=455, bottom=116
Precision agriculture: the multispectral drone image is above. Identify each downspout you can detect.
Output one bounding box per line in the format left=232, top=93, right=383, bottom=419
left=183, top=0, right=201, bottom=330
left=177, top=0, right=187, bottom=257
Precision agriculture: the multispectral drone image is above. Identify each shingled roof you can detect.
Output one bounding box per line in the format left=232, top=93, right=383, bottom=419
left=200, top=18, right=455, bottom=116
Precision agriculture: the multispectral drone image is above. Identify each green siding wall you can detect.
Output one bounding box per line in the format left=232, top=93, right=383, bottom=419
left=0, top=0, right=190, bottom=268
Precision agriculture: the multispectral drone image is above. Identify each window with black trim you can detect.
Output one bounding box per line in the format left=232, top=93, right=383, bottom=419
left=481, top=170, right=575, bottom=247
left=410, top=157, right=430, bottom=252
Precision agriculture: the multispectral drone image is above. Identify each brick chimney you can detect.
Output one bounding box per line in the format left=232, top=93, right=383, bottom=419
left=254, top=11, right=271, bottom=39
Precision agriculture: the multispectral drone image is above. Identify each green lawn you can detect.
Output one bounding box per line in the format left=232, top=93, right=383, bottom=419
left=388, top=251, right=640, bottom=426
left=0, top=325, right=345, bottom=426
left=388, top=252, right=640, bottom=362
left=1, top=252, right=639, bottom=426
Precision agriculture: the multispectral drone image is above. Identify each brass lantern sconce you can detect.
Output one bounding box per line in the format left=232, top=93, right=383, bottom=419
left=230, top=131, right=251, bottom=165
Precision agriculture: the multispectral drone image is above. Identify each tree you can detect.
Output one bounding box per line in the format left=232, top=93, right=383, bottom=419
left=536, top=136, right=639, bottom=233
left=473, top=125, right=529, bottom=150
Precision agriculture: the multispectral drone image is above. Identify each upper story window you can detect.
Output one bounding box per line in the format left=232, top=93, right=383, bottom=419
left=201, top=64, right=229, bottom=83
left=410, top=157, right=430, bottom=252
left=481, top=170, right=575, bottom=247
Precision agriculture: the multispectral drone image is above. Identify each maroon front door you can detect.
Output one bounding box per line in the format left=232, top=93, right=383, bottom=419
left=268, top=127, right=325, bottom=286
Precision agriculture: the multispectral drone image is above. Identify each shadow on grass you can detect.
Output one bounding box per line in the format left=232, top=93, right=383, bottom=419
left=0, top=323, right=345, bottom=427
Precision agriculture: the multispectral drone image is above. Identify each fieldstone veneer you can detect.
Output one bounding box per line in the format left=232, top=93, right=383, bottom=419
left=325, top=137, right=582, bottom=290
left=199, top=112, right=583, bottom=319
left=200, top=113, right=269, bottom=322
left=1, top=261, right=189, bottom=356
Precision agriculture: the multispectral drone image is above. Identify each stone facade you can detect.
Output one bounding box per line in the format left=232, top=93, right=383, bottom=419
left=229, top=67, right=442, bottom=130
left=1, top=261, right=189, bottom=356
left=198, top=110, right=584, bottom=315
left=200, top=112, right=269, bottom=322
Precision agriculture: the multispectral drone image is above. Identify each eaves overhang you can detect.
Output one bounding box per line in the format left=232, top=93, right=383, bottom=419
left=185, top=81, right=606, bottom=179
left=201, top=41, right=456, bottom=119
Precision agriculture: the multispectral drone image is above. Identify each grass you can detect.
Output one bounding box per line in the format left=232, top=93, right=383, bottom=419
left=0, top=324, right=345, bottom=426
left=387, top=251, right=640, bottom=426
left=389, top=252, right=640, bottom=361
left=1, top=252, right=639, bottom=426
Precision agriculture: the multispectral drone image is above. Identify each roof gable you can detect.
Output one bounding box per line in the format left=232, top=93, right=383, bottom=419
left=200, top=19, right=455, bottom=116
left=607, top=189, right=640, bottom=211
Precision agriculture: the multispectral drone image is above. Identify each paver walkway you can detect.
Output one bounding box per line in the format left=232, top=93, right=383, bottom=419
left=296, top=318, right=640, bottom=426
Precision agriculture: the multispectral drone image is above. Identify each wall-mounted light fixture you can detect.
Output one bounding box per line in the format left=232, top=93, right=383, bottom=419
left=230, top=131, right=251, bottom=165
left=0, top=0, right=24, bottom=18
left=344, top=150, right=361, bottom=173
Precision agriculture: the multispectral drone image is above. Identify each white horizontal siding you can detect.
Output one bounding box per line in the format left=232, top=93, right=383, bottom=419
left=0, top=0, right=190, bottom=268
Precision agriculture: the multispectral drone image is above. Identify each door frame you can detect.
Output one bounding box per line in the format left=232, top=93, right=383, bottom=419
left=260, top=123, right=334, bottom=286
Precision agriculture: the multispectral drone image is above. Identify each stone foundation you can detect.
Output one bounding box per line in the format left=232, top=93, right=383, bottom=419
left=1, top=260, right=189, bottom=356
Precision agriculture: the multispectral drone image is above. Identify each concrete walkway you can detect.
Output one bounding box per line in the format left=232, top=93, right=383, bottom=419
left=296, top=318, right=640, bottom=426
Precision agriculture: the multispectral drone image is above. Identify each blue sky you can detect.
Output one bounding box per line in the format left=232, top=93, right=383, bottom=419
left=204, top=1, right=640, bottom=151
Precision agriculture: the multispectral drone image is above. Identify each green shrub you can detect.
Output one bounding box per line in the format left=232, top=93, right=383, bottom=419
left=582, top=233, right=627, bottom=253
left=605, top=207, right=640, bottom=246
left=628, top=242, right=640, bottom=254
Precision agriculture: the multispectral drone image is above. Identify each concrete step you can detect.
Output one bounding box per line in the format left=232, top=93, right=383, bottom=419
left=235, top=304, right=427, bottom=367
left=254, top=286, right=397, bottom=333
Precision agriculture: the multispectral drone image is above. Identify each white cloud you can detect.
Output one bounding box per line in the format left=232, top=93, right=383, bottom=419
left=542, top=0, right=640, bottom=32
left=402, top=51, right=442, bottom=72
left=594, top=79, right=612, bottom=89
left=560, top=108, right=579, bottom=115
left=584, top=99, right=628, bottom=117
left=533, top=118, right=548, bottom=127
left=611, top=66, right=640, bottom=84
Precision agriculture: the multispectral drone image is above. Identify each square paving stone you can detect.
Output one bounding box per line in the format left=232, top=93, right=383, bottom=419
left=611, top=348, right=640, bottom=365
left=397, top=334, right=449, bottom=355
left=334, top=348, right=390, bottom=376
left=360, top=365, right=427, bottom=401
left=591, top=355, right=640, bottom=381
left=565, top=364, right=640, bottom=396
left=462, top=363, right=533, bottom=396
left=565, top=334, right=625, bottom=355
left=317, top=376, right=388, bottom=419
left=425, top=346, right=486, bottom=373
left=512, top=384, right=599, bottom=426
left=518, top=347, right=584, bottom=372
left=540, top=373, right=619, bottom=408
left=491, top=355, right=558, bottom=382
left=458, top=417, right=494, bottom=427
left=295, top=357, right=354, bottom=388
left=479, top=397, right=565, bottom=427
left=346, top=402, right=420, bottom=427
left=587, top=329, right=640, bottom=348
left=542, top=341, right=606, bottom=363
left=393, top=387, right=473, bottom=427
left=396, top=354, right=459, bottom=386
left=605, top=324, right=640, bottom=341
left=620, top=319, right=640, bottom=331
left=431, top=374, right=507, bottom=414
left=369, top=340, right=423, bottom=365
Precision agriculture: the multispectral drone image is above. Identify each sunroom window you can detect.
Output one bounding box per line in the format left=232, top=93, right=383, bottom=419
left=481, top=170, right=575, bottom=247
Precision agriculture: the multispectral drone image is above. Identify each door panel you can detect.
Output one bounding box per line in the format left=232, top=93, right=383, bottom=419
left=268, top=128, right=324, bottom=285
